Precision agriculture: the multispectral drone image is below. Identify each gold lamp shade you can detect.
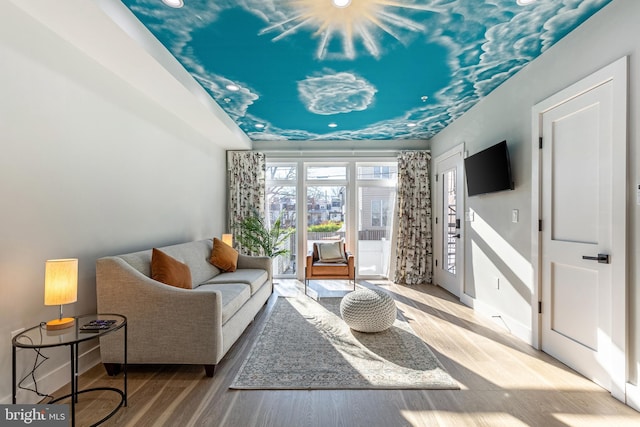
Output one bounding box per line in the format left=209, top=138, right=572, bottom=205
left=44, top=258, right=78, bottom=330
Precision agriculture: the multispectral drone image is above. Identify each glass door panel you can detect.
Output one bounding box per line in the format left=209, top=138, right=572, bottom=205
left=306, top=185, right=346, bottom=252
left=356, top=163, right=397, bottom=278
left=357, top=186, right=395, bottom=276
left=433, top=146, right=464, bottom=297
left=266, top=164, right=297, bottom=276
left=444, top=168, right=457, bottom=275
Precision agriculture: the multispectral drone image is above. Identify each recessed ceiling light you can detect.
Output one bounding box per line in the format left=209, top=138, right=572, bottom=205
left=332, top=0, right=352, bottom=8
left=162, top=0, right=184, bottom=8
left=516, top=0, right=536, bottom=5
left=226, top=84, right=240, bottom=92
left=328, top=123, right=338, bottom=128
left=255, top=123, right=265, bottom=129
left=407, top=123, right=417, bottom=128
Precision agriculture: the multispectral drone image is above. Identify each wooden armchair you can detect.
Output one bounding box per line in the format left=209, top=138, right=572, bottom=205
left=305, top=241, right=355, bottom=295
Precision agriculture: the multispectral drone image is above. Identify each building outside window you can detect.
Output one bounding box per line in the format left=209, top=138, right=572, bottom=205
left=371, top=199, right=390, bottom=227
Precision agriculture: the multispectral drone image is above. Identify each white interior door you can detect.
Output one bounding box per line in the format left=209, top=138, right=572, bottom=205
left=540, top=80, right=615, bottom=391
left=434, top=145, right=464, bottom=297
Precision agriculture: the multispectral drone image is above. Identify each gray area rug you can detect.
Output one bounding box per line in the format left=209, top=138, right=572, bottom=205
left=230, top=296, right=459, bottom=390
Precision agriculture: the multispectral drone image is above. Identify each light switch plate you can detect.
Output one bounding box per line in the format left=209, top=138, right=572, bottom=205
left=512, top=209, right=519, bottom=223
left=465, top=210, right=474, bottom=222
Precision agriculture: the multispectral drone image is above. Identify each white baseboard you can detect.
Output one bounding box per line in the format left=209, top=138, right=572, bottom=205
left=627, top=382, right=640, bottom=412
left=460, top=293, right=533, bottom=346
left=1, top=344, right=101, bottom=405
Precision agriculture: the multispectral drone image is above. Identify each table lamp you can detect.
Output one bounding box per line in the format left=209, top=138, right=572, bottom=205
left=44, top=258, right=78, bottom=330
left=222, top=234, right=233, bottom=246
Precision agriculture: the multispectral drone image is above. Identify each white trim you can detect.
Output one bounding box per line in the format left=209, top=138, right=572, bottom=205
left=460, top=293, right=533, bottom=345
left=530, top=56, right=628, bottom=403
left=626, top=382, right=640, bottom=412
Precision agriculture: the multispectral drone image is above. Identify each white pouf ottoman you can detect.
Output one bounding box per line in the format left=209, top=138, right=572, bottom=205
left=340, top=288, right=397, bottom=333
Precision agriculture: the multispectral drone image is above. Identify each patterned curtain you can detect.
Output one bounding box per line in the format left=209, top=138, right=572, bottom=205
left=228, top=151, right=266, bottom=255
left=393, top=151, right=432, bottom=285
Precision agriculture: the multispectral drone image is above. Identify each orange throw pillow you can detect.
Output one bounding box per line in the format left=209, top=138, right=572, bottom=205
left=210, top=237, right=239, bottom=272
left=151, top=248, right=192, bottom=289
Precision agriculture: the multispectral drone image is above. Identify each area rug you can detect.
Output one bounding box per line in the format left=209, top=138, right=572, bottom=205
left=230, top=296, right=459, bottom=390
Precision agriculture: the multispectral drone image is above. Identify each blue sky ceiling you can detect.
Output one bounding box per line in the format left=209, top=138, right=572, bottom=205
left=122, top=0, right=612, bottom=142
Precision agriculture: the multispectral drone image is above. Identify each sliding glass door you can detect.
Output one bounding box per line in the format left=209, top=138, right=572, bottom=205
left=305, top=165, right=348, bottom=256
left=266, top=158, right=397, bottom=280
left=265, top=164, right=297, bottom=276
left=356, top=164, right=397, bottom=277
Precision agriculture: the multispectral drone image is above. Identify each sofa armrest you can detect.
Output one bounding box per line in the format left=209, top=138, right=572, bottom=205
left=97, top=257, right=223, bottom=364
left=236, top=254, right=272, bottom=280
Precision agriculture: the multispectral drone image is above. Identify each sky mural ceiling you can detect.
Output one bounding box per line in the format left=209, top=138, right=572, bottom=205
left=121, top=0, right=612, bottom=141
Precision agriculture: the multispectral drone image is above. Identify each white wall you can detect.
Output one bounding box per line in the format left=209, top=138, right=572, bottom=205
left=430, top=0, right=639, bottom=389
left=0, top=2, right=232, bottom=403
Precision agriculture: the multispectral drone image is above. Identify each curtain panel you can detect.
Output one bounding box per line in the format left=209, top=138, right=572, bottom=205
left=227, top=151, right=265, bottom=255
left=393, top=151, right=433, bottom=285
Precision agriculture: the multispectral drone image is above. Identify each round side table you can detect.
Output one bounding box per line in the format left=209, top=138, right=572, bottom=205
left=12, top=313, right=127, bottom=427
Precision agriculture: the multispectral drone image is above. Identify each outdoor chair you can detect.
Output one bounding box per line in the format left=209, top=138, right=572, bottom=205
left=305, top=241, right=355, bottom=295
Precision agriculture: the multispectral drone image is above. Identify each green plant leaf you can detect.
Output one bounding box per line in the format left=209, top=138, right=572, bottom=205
left=235, top=209, right=294, bottom=258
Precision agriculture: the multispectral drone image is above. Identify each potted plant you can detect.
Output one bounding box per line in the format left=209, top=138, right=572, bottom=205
left=235, top=210, right=294, bottom=258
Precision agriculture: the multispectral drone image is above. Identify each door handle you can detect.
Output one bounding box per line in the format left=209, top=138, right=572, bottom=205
left=582, top=254, right=610, bottom=264
left=454, top=234, right=461, bottom=239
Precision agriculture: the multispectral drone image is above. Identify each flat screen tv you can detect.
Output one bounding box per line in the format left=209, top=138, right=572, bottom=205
left=464, top=140, right=514, bottom=197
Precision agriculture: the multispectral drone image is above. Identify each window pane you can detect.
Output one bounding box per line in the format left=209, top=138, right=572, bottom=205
left=266, top=165, right=296, bottom=181
left=444, top=169, right=457, bottom=275
left=358, top=186, right=395, bottom=276
left=267, top=184, right=296, bottom=276
left=357, top=164, right=398, bottom=180
left=307, top=185, right=346, bottom=252
left=307, top=166, right=347, bottom=180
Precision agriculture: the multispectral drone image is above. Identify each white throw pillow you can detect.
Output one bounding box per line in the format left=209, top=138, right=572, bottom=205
left=317, top=241, right=346, bottom=263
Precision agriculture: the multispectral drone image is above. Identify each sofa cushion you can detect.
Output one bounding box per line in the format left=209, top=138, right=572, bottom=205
left=151, top=248, right=193, bottom=289
left=193, top=283, right=250, bottom=324
left=210, top=238, right=239, bottom=272
left=203, top=269, right=268, bottom=295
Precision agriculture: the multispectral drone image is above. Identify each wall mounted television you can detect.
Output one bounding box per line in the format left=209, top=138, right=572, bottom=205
left=464, top=140, right=514, bottom=197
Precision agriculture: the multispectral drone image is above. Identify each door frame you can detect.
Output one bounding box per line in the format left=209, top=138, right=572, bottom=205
left=530, top=56, right=628, bottom=401
left=433, top=143, right=465, bottom=298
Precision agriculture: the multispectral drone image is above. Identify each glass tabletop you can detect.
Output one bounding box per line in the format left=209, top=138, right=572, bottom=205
left=12, top=313, right=126, bottom=349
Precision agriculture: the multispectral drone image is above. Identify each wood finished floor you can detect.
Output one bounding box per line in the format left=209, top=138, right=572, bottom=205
left=54, top=280, right=640, bottom=427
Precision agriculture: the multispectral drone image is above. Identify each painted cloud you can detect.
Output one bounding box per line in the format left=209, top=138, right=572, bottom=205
left=298, top=72, right=377, bottom=115
left=120, top=0, right=613, bottom=141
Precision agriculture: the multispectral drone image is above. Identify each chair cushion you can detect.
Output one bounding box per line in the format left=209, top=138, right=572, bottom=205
left=202, top=269, right=268, bottom=294
left=316, top=241, right=347, bottom=263
left=310, top=263, right=350, bottom=276
left=193, top=283, right=251, bottom=324
left=150, top=248, right=193, bottom=289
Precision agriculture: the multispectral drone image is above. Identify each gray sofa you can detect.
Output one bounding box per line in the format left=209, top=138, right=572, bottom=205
left=96, top=239, right=272, bottom=377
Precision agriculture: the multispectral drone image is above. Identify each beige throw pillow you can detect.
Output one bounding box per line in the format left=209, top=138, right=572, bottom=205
left=317, top=241, right=346, bottom=263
